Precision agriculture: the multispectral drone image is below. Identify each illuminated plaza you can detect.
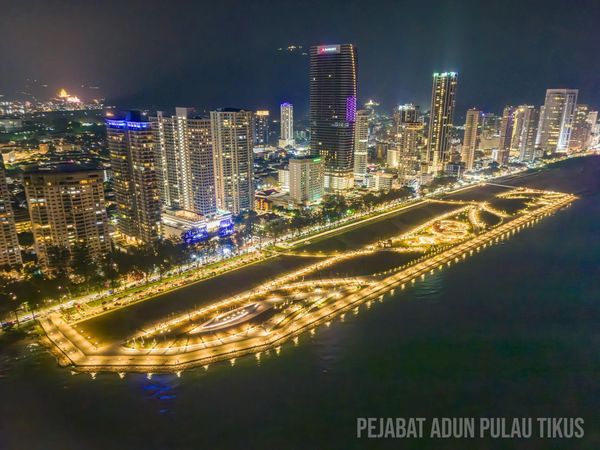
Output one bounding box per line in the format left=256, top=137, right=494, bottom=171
left=39, top=183, right=576, bottom=376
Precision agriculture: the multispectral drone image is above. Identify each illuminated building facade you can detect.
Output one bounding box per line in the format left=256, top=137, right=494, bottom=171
left=23, top=165, right=109, bottom=270
left=462, top=108, right=482, bottom=170
left=289, top=157, right=324, bottom=205
left=107, top=111, right=161, bottom=244
left=151, top=108, right=216, bottom=217
left=497, top=106, right=516, bottom=165
left=513, top=105, right=540, bottom=163
left=568, top=104, right=592, bottom=152
left=279, top=103, right=294, bottom=148
left=536, top=88, right=578, bottom=153
left=394, top=104, right=425, bottom=179
left=210, top=108, right=254, bottom=215
left=353, top=109, right=369, bottom=183
left=310, top=43, right=358, bottom=191
left=254, top=110, right=270, bottom=147
left=0, top=156, right=21, bottom=267
left=426, top=72, right=457, bottom=174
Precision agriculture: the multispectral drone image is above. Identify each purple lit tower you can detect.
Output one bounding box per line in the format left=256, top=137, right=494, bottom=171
left=310, top=44, right=358, bottom=191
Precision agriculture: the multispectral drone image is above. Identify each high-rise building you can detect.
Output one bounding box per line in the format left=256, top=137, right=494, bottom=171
left=107, top=111, right=161, bottom=244
left=497, top=106, right=516, bottom=165
left=426, top=72, right=458, bottom=174
left=393, top=109, right=425, bottom=180
left=151, top=108, right=216, bottom=217
left=568, top=104, right=591, bottom=152
left=395, top=103, right=420, bottom=124
left=0, top=156, right=21, bottom=268
left=289, top=157, right=324, bottom=205
left=254, top=110, right=270, bottom=147
left=210, top=108, right=254, bottom=215
left=478, top=113, right=501, bottom=152
left=462, top=108, right=482, bottom=170
left=513, top=105, right=540, bottom=163
left=353, top=109, right=369, bottom=183
left=23, top=165, right=110, bottom=270
left=310, top=43, right=358, bottom=191
left=279, top=103, right=294, bottom=148
left=536, top=89, right=578, bottom=153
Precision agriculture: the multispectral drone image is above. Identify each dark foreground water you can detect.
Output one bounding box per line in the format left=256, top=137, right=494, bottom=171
left=1, top=156, right=599, bottom=450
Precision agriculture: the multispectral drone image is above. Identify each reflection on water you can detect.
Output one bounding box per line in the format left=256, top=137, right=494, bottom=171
left=1, top=156, right=599, bottom=450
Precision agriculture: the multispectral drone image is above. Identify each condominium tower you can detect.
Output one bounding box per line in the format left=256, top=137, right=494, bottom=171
left=23, top=165, right=110, bottom=270
left=210, top=108, right=254, bottom=215
left=0, top=156, right=21, bottom=267
left=536, top=89, right=578, bottom=153
left=462, top=108, right=482, bottom=170
left=279, top=103, right=294, bottom=148
left=150, top=108, right=216, bottom=217
left=107, top=111, right=161, bottom=244
left=426, top=72, right=458, bottom=174
left=353, top=109, right=369, bottom=182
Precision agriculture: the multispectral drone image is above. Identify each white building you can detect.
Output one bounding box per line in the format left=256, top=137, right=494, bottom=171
left=278, top=102, right=294, bottom=148
left=289, top=157, right=324, bottom=205
left=536, top=89, right=578, bottom=153
left=353, top=110, right=369, bottom=182
left=151, top=108, right=217, bottom=217
left=278, top=168, right=290, bottom=192
left=210, top=108, right=255, bottom=215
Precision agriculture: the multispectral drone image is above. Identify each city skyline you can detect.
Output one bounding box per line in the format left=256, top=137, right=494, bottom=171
left=1, top=0, right=599, bottom=117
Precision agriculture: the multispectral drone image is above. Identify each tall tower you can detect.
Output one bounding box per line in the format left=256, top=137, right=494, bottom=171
left=23, top=165, right=110, bottom=271
left=462, top=108, right=482, bottom=170
left=310, top=43, right=358, bottom=191
left=210, top=108, right=254, bottom=215
left=393, top=104, right=425, bottom=180
left=279, top=103, right=294, bottom=148
left=426, top=72, right=458, bottom=174
left=568, top=104, right=591, bottom=152
left=151, top=108, right=216, bottom=217
left=536, top=88, right=578, bottom=153
left=0, top=156, right=21, bottom=268
left=107, top=111, right=161, bottom=244
left=497, top=106, right=516, bottom=165
left=353, top=109, right=369, bottom=183
left=511, top=105, right=540, bottom=163
left=254, top=110, right=270, bottom=147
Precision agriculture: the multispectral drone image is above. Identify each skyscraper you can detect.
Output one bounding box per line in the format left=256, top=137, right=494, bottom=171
left=0, top=156, right=21, bottom=268
left=393, top=105, right=425, bottom=180
left=151, top=108, right=216, bottom=217
left=353, top=109, right=369, bottom=183
left=310, top=43, right=358, bottom=191
left=254, top=110, right=270, bottom=147
left=23, top=165, right=110, bottom=271
left=514, top=105, right=540, bottom=163
left=497, top=106, right=516, bottom=165
left=279, top=103, right=294, bottom=148
left=107, top=111, right=161, bottom=244
left=210, top=108, right=254, bottom=215
left=568, top=104, right=591, bottom=152
left=462, top=108, right=482, bottom=170
left=536, top=89, right=578, bottom=153
left=289, top=157, right=324, bottom=205
left=426, top=72, right=458, bottom=174
left=395, top=103, right=420, bottom=124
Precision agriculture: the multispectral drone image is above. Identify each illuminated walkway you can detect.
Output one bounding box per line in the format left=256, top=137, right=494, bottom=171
left=39, top=188, right=576, bottom=375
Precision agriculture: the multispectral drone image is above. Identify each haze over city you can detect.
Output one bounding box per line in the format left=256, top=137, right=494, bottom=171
left=1, top=1, right=599, bottom=449
left=2, top=0, right=600, bottom=116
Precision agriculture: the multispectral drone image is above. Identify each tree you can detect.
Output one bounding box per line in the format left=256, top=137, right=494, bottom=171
left=70, top=243, right=98, bottom=282
left=46, top=245, right=70, bottom=278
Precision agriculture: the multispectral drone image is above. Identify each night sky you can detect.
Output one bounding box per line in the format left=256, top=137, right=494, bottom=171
left=1, top=0, right=599, bottom=119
